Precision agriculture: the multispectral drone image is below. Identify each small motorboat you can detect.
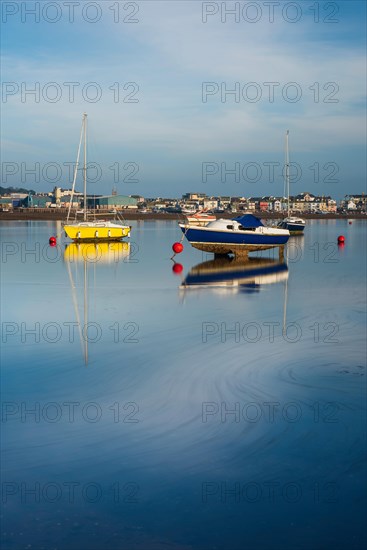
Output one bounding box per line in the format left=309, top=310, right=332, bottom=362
left=179, top=214, right=289, bottom=258
left=185, top=210, right=216, bottom=226
left=277, top=131, right=306, bottom=235
left=277, top=216, right=305, bottom=234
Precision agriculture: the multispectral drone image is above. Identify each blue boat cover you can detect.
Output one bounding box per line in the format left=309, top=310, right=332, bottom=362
left=233, top=214, right=264, bottom=227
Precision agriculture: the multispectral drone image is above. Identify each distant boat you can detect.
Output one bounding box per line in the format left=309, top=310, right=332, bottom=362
left=186, top=210, right=216, bottom=226
left=165, top=205, right=182, bottom=213
left=277, top=130, right=305, bottom=235
left=181, top=205, right=197, bottom=215
left=278, top=215, right=306, bottom=234
left=179, top=213, right=289, bottom=258
left=63, top=113, right=131, bottom=242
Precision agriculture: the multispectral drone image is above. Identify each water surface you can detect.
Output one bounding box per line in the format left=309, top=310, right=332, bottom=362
left=1, top=219, right=366, bottom=549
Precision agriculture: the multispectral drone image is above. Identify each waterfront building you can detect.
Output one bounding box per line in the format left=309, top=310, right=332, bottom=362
left=182, top=193, right=207, bottom=201
left=343, top=194, right=367, bottom=211
left=85, top=195, right=138, bottom=210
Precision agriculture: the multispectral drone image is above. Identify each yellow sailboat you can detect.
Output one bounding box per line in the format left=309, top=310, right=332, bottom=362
left=63, top=113, right=131, bottom=242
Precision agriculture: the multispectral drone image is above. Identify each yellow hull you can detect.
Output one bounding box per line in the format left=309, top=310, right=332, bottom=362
left=64, top=223, right=130, bottom=241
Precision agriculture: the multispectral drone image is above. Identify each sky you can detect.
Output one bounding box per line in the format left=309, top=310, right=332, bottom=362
left=1, top=0, right=366, bottom=199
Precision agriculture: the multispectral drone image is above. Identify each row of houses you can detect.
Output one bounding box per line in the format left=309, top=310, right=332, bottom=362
left=148, top=193, right=366, bottom=213
left=0, top=188, right=366, bottom=213
left=243, top=194, right=338, bottom=213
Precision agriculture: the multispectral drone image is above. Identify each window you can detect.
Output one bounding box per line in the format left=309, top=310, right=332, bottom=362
left=239, top=225, right=255, bottom=231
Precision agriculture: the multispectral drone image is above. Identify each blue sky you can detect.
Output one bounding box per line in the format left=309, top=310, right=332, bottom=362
left=1, top=0, right=366, bottom=199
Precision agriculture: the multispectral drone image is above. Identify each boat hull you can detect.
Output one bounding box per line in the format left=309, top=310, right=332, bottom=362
left=189, top=242, right=284, bottom=255
left=64, top=223, right=130, bottom=242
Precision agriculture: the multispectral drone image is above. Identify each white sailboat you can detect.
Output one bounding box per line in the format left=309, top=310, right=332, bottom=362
left=277, top=130, right=305, bottom=235
left=63, top=113, right=131, bottom=242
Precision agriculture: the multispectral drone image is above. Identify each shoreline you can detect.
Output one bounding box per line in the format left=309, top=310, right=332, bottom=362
left=0, top=210, right=366, bottom=222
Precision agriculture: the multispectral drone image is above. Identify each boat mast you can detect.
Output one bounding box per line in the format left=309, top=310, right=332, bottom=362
left=285, top=130, right=290, bottom=217
left=66, top=115, right=84, bottom=223
left=83, top=113, right=87, bottom=222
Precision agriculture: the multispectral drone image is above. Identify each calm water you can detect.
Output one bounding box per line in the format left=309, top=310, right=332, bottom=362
left=1, top=220, right=366, bottom=550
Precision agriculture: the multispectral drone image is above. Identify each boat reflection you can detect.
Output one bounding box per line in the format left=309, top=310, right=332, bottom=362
left=180, top=257, right=288, bottom=293
left=63, top=241, right=130, bottom=264
left=62, top=242, right=130, bottom=365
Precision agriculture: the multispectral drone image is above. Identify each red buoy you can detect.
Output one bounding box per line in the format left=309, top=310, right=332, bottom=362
left=349, top=221, right=352, bottom=225
left=172, top=262, right=183, bottom=274
left=49, top=236, right=57, bottom=246
left=337, top=235, right=345, bottom=243
left=172, top=242, right=184, bottom=254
